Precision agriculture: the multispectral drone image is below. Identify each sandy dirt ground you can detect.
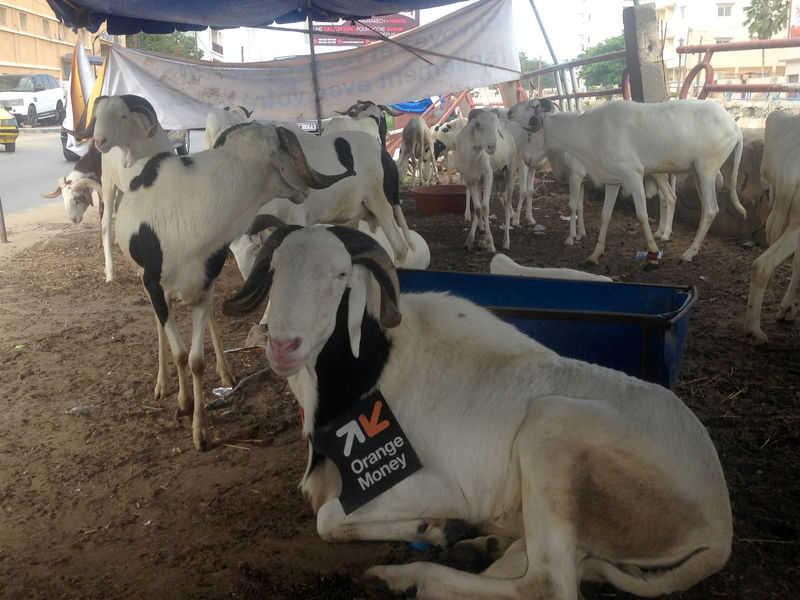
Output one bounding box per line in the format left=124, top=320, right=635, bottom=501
left=0, top=182, right=797, bottom=599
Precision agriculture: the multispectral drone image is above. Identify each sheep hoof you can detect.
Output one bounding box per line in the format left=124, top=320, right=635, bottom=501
left=579, top=258, right=599, bottom=268
left=644, top=260, right=660, bottom=271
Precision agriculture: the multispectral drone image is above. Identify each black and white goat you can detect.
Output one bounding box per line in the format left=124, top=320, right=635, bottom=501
left=116, top=122, right=353, bottom=450
left=223, top=224, right=732, bottom=600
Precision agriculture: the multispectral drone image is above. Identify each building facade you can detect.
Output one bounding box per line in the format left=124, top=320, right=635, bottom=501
left=655, top=0, right=794, bottom=93
left=1, top=0, right=124, bottom=80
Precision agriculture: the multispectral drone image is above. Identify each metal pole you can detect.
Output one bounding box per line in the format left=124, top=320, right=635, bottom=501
left=0, top=194, right=8, bottom=243
left=528, top=0, right=568, bottom=109
left=307, top=15, right=324, bottom=134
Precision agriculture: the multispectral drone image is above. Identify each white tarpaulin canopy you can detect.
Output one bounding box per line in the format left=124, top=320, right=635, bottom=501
left=95, top=0, right=520, bottom=130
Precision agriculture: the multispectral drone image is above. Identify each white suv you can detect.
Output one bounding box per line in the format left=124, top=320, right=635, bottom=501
left=0, top=74, right=66, bottom=127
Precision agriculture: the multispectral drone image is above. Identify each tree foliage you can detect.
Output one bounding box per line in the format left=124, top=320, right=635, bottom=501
left=127, top=31, right=204, bottom=59
left=576, top=35, right=626, bottom=89
left=518, top=51, right=557, bottom=92
left=742, top=0, right=790, bottom=40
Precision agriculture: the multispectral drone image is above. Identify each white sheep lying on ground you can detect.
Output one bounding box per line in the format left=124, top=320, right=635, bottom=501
left=526, top=99, right=745, bottom=266
left=222, top=224, right=732, bottom=600
left=116, top=122, right=352, bottom=450
left=489, top=253, right=612, bottom=282
left=744, top=109, right=800, bottom=344
left=454, top=108, right=518, bottom=252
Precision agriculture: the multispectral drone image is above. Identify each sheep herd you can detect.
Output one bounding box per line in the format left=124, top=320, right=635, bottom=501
left=43, top=93, right=798, bottom=600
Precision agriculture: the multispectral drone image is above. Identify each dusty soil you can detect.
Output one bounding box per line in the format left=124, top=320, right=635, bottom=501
left=0, top=180, right=797, bottom=600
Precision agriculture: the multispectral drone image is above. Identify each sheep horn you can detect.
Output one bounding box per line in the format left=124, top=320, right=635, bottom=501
left=74, top=95, right=107, bottom=139
left=329, top=226, right=401, bottom=328
left=377, top=104, right=402, bottom=117
left=222, top=225, right=302, bottom=316
left=276, top=126, right=356, bottom=190
left=247, top=214, right=287, bottom=236
left=40, top=177, right=67, bottom=198
left=122, top=94, right=159, bottom=130
left=71, top=177, right=103, bottom=196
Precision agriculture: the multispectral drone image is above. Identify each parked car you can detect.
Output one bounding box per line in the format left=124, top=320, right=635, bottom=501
left=0, top=74, right=66, bottom=127
left=61, top=126, right=192, bottom=162
left=0, top=106, right=19, bottom=152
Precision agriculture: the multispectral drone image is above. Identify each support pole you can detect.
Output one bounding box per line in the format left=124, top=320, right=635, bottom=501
left=307, top=15, right=324, bottom=133
left=528, top=0, right=568, bottom=110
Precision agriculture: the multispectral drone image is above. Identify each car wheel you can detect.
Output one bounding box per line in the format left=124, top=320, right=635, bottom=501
left=5, top=143, right=15, bottom=152
left=27, top=105, right=38, bottom=127
left=55, top=101, right=66, bottom=124
left=175, top=130, right=190, bottom=156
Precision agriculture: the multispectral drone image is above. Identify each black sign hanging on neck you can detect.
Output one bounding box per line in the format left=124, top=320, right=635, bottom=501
left=311, top=390, right=422, bottom=514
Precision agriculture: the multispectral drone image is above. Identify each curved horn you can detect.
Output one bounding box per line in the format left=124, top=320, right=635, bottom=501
left=40, top=177, right=67, bottom=198
left=122, top=94, right=159, bottom=129
left=71, top=177, right=103, bottom=196
left=247, top=214, right=288, bottom=236
left=74, top=95, right=107, bottom=139
left=275, top=126, right=356, bottom=189
left=222, top=225, right=302, bottom=316
left=329, top=226, right=401, bottom=328
left=377, top=104, right=402, bottom=117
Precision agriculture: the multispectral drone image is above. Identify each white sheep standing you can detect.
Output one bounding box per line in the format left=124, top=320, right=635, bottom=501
left=115, top=122, right=353, bottom=450
left=203, top=105, right=252, bottom=150
left=526, top=99, right=745, bottom=266
left=454, top=108, right=518, bottom=252
left=222, top=224, right=732, bottom=600
left=744, top=109, right=800, bottom=344
left=432, top=116, right=468, bottom=184
left=396, top=116, right=440, bottom=187
left=75, top=95, right=175, bottom=283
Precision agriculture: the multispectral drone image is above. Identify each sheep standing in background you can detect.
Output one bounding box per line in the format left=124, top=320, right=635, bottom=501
left=41, top=139, right=104, bottom=224
left=432, top=116, right=468, bottom=184
left=116, top=123, right=353, bottom=450
left=526, top=99, right=744, bottom=266
left=744, top=109, right=800, bottom=344
left=223, top=224, right=732, bottom=600
left=75, top=95, right=174, bottom=283
left=455, top=108, right=518, bottom=252
left=395, top=116, right=440, bottom=187
left=203, top=105, right=252, bottom=149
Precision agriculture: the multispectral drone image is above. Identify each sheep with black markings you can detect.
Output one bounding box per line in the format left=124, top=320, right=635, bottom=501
left=116, top=122, right=353, bottom=450
left=744, top=109, right=800, bottom=344
left=525, top=99, right=744, bottom=266
left=223, top=223, right=732, bottom=600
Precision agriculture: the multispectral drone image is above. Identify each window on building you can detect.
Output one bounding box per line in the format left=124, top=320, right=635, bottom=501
left=717, top=4, right=732, bottom=17
left=715, top=37, right=732, bottom=44
left=211, top=29, right=223, bottom=54
left=0, top=7, right=7, bottom=27
left=42, top=18, right=50, bottom=37
left=19, top=11, right=27, bottom=31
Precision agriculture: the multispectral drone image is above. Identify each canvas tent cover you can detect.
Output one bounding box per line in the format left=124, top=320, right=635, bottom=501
left=45, top=0, right=464, bottom=34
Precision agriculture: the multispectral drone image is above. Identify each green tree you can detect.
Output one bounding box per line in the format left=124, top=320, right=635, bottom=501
left=576, top=35, right=626, bottom=89
left=518, top=51, right=557, bottom=94
left=127, top=31, right=204, bottom=60
left=742, top=0, right=790, bottom=75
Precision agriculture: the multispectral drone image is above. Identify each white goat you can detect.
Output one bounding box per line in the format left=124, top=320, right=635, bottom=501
left=204, top=105, right=252, bottom=150
left=116, top=123, right=353, bottom=450
left=489, top=253, right=612, bottom=282
left=744, top=109, right=800, bottom=344
left=223, top=224, right=732, bottom=600
left=75, top=95, right=174, bottom=283
left=396, top=116, right=440, bottom=186
left=454, top=108, right=518, bottom=252
left=41, top=140, right=104, bottom=224
left=526, top=99, right=745, bottom=265
left=432, top=116, right=468, bottom=184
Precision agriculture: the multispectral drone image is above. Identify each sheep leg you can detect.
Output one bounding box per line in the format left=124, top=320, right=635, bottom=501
left=654, top=174, right=676, bottom=241
left=153, top=313, right=170, bottom=400
left=585, top=184, right=621, bottom=265
left=480, top=171, right=496, bottom=253
left=501, top=168, right=513, bottom=251
left=627, top=177, right=662, bottom=268
left=366, top=196, right=409, bottom=264
left=101, top=184, right=119, bottom=282
left=680, top=171, right=719, bottom=262
left=744, top=229, right=798, bottom=344
left=207, top=306, right=235, bottom=387
left=393, top=205, right=418, bottom=252
left=777, top=245, right=800, bottom=322
left=564, top=174, right=584, bottom=246
left=464, top=185, right=472, bottom=224
left=186, top=300, right=213, bottom=450
left=465, top=184, right=482, bottom=249
left=159, top=315, right=193, bottom=420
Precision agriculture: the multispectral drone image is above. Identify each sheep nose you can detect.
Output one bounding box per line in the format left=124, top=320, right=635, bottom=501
left=269, top=336, right=302, bottom=360
left=486, top=144, right=496, bottom=155
left=94, top=137, right=106, bottom=150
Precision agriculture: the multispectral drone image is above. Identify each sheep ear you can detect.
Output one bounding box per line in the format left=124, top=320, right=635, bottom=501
left=222, top=225, right=301, bottom=316
left=346, top=265, right=370, bottom=358
left=328, top=226, right=401, bottom=328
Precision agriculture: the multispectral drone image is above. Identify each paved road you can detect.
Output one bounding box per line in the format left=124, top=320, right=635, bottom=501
left=0, top=130, right=72, bottom=215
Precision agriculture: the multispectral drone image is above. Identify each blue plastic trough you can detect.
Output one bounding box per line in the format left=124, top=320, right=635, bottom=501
left=396, top=270, right=697, bottom=390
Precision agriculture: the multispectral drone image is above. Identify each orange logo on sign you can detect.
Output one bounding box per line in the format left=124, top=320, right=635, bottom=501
left=358, top=400, right=390, bottom=437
